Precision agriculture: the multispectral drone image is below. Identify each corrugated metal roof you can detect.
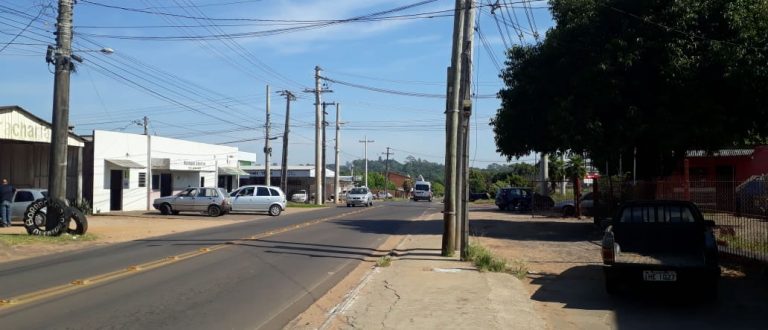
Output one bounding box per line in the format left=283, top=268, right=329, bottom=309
left=105, top=159, right=145, bottom=168
left=686, top=149, right=754, bottom=157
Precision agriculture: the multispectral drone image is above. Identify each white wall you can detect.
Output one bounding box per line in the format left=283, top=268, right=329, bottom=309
left=92, top=130, right=239, bottom=213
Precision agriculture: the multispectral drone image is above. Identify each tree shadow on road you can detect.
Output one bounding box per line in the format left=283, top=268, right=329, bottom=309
left=469, top=219, right=602, bottom=242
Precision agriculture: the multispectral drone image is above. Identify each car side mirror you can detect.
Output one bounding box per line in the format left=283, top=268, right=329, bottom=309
left=704, top=220, right=716, bottom=227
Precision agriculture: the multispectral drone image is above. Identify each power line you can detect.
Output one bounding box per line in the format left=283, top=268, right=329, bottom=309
left=321, top=76, right=498, bottom=99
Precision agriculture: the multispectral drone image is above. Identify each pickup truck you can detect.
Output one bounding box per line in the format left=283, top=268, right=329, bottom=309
left=601, top=200, right=719, bottom=297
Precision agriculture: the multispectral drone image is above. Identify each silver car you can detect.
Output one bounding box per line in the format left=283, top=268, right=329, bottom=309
left=346, top=187, right=373, bottom=207
left=10, top=188, right=48, bottom=223
left=153, top=187, right=231, bottom=217
left=229, top=185, right=286, bottom=216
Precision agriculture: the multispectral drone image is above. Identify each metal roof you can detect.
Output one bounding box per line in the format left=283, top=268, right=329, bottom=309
left=218, top=166, right=248, bottom=176
left=105, top=159, right=145, bottom=169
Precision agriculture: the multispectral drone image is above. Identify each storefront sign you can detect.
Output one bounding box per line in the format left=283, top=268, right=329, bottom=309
left=170, top=159, right=215, bottom=171
left=0, top=114, right=51, bottom=143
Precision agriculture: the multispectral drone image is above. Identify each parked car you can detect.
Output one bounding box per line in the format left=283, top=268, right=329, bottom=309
left=734, top=175, right=768, bottom=217
left=290, top=190, right=308, bottom=203
left=153, top=187, right=231, bottom=217
left=554, top=192, right=594, bottom=217
left=229, top=185, right=286, bottom=216
left=495, top=187, right=554, bottom=211
left=375, top=191, right=393, bottom=199
left=347, top=187, right=373, bottom=207
left=601, top=200, right=719, bottom=297
left=10, top=188, right=48, bottom=223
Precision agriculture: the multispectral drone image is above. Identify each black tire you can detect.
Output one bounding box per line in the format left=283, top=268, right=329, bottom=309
left=347, top=204, right=351, bottom=207
left=23, top=198, right=67, bottom=237
left=64, top=207, right=88, bottom=235
left=160, top=203, right=172, bottom=215
left=172, top=210, right=180, bottom=215
left=562, top=206, right=575, bottom=217
left=269, top=204, right=282, bottom=216
left=207, top=205, right=222, bottom=217
left=498, top=205, right=505, bottom=211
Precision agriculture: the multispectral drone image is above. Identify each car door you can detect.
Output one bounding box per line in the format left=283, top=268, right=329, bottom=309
left=195, top=188, right=217, bottom=211
left=254, top=187, right=271, bottom=211
left=268, top=188, right=283, bottom=207
left=175, top=188, right=197, bottom=211
left=231, top=187, right=255, bottom=211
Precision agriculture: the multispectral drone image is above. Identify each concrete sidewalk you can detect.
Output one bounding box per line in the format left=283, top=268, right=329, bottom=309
left=322, top=223, right=547, bottom=329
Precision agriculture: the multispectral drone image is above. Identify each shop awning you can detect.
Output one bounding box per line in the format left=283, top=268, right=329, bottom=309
left=218, top=166, right=248, bottom=176
left=106, top=159, right=145, bottom=169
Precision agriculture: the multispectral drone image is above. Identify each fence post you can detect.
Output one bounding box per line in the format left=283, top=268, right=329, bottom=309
left=683, top=159, right=691, bottom=201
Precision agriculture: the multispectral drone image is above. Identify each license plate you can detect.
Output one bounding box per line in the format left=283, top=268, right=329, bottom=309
left=643, top=270, right=677, bottom=282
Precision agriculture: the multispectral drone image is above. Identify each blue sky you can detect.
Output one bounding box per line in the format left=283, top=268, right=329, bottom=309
left=1, top=0, right=553, bottom=168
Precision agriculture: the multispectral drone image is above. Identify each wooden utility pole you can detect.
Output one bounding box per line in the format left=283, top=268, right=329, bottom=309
left=443, top=0, right=466, bottom=256
left=458, top=1, right=476, bottom=260
left=144, top=116, right=151, bottom=210
left=278, top=90, right=296, bottom=194
left=383, top=147, right=394, bottom=199
left=48, top=0, right=74, bottom=202
left=264, top=85, right=272, bottom=186
left=334, top=103, right=342, bottom=203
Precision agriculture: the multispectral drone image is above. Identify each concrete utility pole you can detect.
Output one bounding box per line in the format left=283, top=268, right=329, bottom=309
left=48, top=0, right=74, bottom=205
left=321, top=101, right=336, bottom=202
left=383, top=147, right=394, bottom=199
left=359, top=137, right=374, bottom=187
left=144, top=116, right=151, bottom=210
left=458, top=0, right=476, bottom=260
left=540, top=153, right=549, bottom=196
left=334, top=103, right=342, bottom=203
left=278, top=90, right=295, bottom=194
left=265, top=85, right=272, bottom=186
left=443, top=0, right=466, bottom=256
left=303, top=66, right=331, bottom=205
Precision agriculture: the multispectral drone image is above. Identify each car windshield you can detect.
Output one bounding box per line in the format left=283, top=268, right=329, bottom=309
left=415, top=184, right=429, bottom=191
left=619, top=205, right=697, bottom=223
left=349, top=188, right=368, bottom=194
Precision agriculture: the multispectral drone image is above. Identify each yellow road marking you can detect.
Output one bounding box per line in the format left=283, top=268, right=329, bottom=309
left=0, top=206, right=378, bottom=309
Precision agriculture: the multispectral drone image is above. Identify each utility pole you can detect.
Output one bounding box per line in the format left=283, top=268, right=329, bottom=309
left=264, top=85, right=272, bottom=186
left=383, top=147, right=394, bottom=199
left=334, top=103, right=342, bottom=204
left=48, top=0, right=74, bottom=201
left=278, top=90, right=295, bottom=194
left=321, top=101, right=336, bottom=202
left=540, top=153, right=549, bottom=196
left=144, top=116, right=151, bottom=210
left=458, top=0, right=476, bottom=260
left=443, top=0, right=466, bottom=256
left=304, top=66, right=331, bottom=205
left=359, top=137, right=374, bottom=188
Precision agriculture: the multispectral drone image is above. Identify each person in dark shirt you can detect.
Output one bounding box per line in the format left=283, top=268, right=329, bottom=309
left=0, top=178, right=15, bottom=227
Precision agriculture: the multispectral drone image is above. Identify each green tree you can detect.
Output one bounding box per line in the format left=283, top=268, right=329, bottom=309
left=491, top=0, right=768, bottom=178
left=432, top=181, right=445, bottom=197
left=468, top=169, right=489, bottom=193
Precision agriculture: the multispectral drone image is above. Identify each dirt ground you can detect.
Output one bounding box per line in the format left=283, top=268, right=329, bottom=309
left=0, top=208, right=315, bottom=264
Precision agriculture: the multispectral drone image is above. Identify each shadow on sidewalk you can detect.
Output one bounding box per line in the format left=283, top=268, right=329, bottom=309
left=332, top=219, right=444, bottom=236
left=529, top=265, right=768, bottom=329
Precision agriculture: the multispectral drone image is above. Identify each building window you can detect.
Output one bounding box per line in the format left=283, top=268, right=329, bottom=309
left=152, top=174, right=159, bottom=189
left=200, top=177, right=205, bottom=187
left=138, top=172, right=147, bottom=187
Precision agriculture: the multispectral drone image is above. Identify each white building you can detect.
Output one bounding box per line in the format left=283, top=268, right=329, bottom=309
left=85, top=130, right=247, bottom=213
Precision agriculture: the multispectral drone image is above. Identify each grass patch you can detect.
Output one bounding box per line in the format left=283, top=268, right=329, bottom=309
left=376, top=255, right=392, bottom=267
left=0, top=232, right=98, bottom=246
left=466, top=243, right=507, bottom=272
left=507, top=259, right=529, bottom=279
left=287, top=202, right=327, bottom=208
left=719, top=235, right=768, bottom=254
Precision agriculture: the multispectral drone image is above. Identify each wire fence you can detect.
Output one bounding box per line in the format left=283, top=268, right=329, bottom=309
left=594, top=177, right=768, bottom=262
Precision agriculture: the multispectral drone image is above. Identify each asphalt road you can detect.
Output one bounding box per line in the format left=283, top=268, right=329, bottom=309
left=0, top=201, right=440, bottom=329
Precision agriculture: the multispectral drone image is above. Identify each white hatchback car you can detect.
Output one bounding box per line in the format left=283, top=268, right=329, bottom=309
left=346, top=187, right=373, bottom=207
left=230, top=185, right=286, bottom=216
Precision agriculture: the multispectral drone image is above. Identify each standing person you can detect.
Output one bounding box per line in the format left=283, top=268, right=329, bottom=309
left=0, top=179, right=14, bottom=227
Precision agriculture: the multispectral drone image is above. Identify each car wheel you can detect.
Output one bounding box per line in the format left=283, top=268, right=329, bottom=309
left=347, top=204, right=351, bottom=207
left=207, top=205, right=222, bottom=217
left=269, top=204, right=282, bottom=216
left=497, top=205, right=505, bottom=211
left=160, top=203, right=172, bottom=215
left=562, top=205, right=575, bottom=217
left=172, top=210, right=180, bottom=215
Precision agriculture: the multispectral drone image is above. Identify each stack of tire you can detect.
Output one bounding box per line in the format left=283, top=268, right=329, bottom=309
left=23, top=198, right=88, bottom=236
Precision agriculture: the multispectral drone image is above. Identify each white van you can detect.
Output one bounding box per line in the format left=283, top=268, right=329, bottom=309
left=412, top=181, right=432, bottom=202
